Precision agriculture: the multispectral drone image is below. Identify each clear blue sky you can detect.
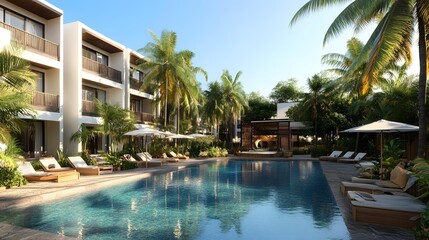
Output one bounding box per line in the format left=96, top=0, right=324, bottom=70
left=49, top=0, right=418, bottom=98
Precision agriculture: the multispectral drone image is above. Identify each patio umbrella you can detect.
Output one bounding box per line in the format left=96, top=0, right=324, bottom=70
left=167, top=134, right=194, bottom=154
left=124, top=128, right=164, bottom=152
left=188, top=133, right=207, bottom=138
left=341, top=119, right=418, bottom=175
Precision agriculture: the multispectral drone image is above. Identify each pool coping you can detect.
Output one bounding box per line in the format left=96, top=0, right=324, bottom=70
left=0, top=156, right=415, bottom=240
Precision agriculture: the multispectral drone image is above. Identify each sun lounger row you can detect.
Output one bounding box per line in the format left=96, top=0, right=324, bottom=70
left=319, top=151, right=370, bottom=164
left=341, top=165, right=424, bottom=228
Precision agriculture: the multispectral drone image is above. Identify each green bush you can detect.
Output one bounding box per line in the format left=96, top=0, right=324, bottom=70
left=31, top=161, right=43, bottom=171
left=412, top=158, right=429, bottom=239
left=0, top=153, right=26, bottom=188
left=81, top=150, right=96, bottom=165
left=57, top=149, right=72, bottom=167
left=308, top=145, right=331, bottom=157
left=189, top=136, right=214, bottom=157
left=206, top=146, right=228, bottom=157
left=106, top=153, right=122, bottom=167
left=121, top=160, right=137, bottom=170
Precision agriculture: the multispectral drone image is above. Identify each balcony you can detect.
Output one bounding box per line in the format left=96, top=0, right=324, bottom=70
left=0, top=22, right=59, bottom=60
left=82, top=100, right=98, bottom=116
left=82, top=56, right=122, bottom=84
left=130, top=78, right=143, bottom=90
left=32, top=91, right=59, bottom=112
left=133, top=111, right=154, bottom=123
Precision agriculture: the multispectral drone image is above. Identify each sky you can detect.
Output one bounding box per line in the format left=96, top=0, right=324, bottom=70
left=49, top=0, right=419, bottom=98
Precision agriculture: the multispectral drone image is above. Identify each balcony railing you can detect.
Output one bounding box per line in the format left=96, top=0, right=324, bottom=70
left=130, top=78, right=143, bottom=90
left=82, top=56, right=122, bottom=84
left=0, top=22, right=59, bottom=60
left=82, top=100, right=98, bottom=116
left=32, top=91, right=59, bottom=112
left=133, top=111, right=154, bottom=123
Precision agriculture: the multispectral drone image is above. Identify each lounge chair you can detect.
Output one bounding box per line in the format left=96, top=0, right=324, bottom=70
left=17, top=161, right=80, bottom=183
left=347, top=190, right=425, bottom=228
left=165, top=151, right=180, bottom=162
left=340, top=166, right=417, bottom=196
left=338, top=152, right=366, bottom=163
left=39, top=157, right=76, bottom=172
left=68, top=156, right=113, bottom=175
left=333, top=151, right=354, bottom=162
left=319, top=151, right=343, bottom=161
left=136, top=152, right=168, bottom=167
left=123, top=154, right=146, bottom=168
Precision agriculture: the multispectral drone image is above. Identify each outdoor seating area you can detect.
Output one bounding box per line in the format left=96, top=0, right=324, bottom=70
left=17, top=161, right=80, bottom=183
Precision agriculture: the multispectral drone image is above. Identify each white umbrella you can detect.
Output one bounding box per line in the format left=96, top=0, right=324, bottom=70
left=188, top=133, right=207, bottom=138
left=124, top=128, right=164, bottom=152
left=341, top=119, right=418, bottom=175
left=167, top=134, right=194, bottom=139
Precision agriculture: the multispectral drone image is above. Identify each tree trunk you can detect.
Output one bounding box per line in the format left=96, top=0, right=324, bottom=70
left=417, top=12, right=427, bottom=158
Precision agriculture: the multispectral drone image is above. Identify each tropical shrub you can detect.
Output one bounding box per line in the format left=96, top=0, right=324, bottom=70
left=57, top=149, right=72, bottom=167
left=412, top=158, right=429, bottom=239
left=206, top=146, right=228, bottom=157
left=189, top=136, right=214, bottom=157
left=121, top=160, right=137, bottom=170
left=309, top=145, right=330, bottom=157
left=0, top=140, right=26, bottom=188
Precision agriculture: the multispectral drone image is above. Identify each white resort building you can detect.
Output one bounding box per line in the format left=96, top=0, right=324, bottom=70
left=0, top=0, right=155, bottom=157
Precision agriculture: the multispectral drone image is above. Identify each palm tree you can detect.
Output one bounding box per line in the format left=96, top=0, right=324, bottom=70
left=300, top=75, right=335, bottom=140
left=0, top=44, right=36, bottom=143
left=204, top=81, right=225, bottom=140
left=70, top=125, right=96, bottom=153
left=172, top=51, right=207, bottom=133
left=139, top=30, right=195, bottom=129
left=221, top=70, right=248, bottom=147
left=321, top=37, right=366, bottom=99
left=291, top=0, right=429, bottom=157
left=95, top=101, right=136, bottom=153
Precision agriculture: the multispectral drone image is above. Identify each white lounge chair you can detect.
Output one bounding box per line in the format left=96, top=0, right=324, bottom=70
left=123, top=154, right=146, bottom=168
left=136, top=152, right=168, bottom=167
left=338, top=152, right=366, bottom=163
left=347, top=190, right=425, bottom=228
left=340, top=166, right=417, bottom=196
left=319, top=150, right=343, bottom=161
left=17, top=161, right=80, bottom=183
left=68, top=156, right=113, bottom=175
left=39, top=157, right=76, bottom=172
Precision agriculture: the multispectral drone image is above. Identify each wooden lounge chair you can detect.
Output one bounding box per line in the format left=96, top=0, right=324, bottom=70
left=340, top=166, right=417, bottom=196
left=39, top=157, right=76, bottom=172
left=319, top=151, right=343, bottom=161
left=68, top=156, right=113, bottom=175
left=137, top=152, right=168, bottom=167
left=338, top=152, right=366, bottom=163
left=123, top=154, right=146, bottom=168
left=17, top=161, right=80, bottom=183
left=347, top=191, right=425, bottom=228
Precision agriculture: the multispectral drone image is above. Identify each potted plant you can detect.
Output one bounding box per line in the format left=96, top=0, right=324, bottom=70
left=106, top=153, right=122, bottom=171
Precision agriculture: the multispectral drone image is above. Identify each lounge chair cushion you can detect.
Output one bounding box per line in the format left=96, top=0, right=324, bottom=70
left=390, top=166, right=409, bottom=189
left=376, top=180, right=400, bottom=189
left=348, top=191, right=425, bottom=213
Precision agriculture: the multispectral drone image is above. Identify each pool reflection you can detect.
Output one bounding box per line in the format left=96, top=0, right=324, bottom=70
left=2, top=161, right=349, bottom=240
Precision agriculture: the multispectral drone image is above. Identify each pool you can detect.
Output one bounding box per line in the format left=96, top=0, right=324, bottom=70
left=1, top=160, right=350, bottom=239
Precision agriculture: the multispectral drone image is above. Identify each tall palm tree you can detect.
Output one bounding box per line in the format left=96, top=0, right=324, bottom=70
left=321, top=37, right=366, bottom=99
left=0, top=45, right=36, bottom=143
left=300, top=75, right=335, bottom=140
left=221, top=70, right=248, bottom=147
left=139, top=30, right=199, bottom=129
left=291, top=0, right=429, bottom=157
left=204, top=81, right=225, bottom=140
left=172, top=51, right=207, bottom=133
left=95, top=101, right=136, bottom=153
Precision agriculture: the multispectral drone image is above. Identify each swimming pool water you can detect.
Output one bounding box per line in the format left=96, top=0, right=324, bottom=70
left=2, top=160, right=350, bottom=239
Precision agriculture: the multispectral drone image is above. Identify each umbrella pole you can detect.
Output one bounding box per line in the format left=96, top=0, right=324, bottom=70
left=380, top=133, right=383, bottom=179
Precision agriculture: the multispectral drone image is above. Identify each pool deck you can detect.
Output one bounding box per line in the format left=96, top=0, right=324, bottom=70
left=0, top=156, right=414, bottom=240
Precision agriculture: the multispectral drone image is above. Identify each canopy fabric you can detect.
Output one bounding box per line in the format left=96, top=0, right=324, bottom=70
left=341, top=119, right=418, bottom=133
left=124, top=128, right=163, bottom=136
left=167, top=134, right=194, bottom=139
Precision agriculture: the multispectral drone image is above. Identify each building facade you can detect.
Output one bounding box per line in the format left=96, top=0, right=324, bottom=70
left=1, top=0, right=155, bottom=157
left=0, top=0, right=64, bottom=158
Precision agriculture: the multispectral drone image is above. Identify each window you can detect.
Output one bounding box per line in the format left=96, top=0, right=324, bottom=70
left=25, top=19, right=43, bottom=37
left=5, top=10, right=24, bottom=30
left=130, top=99, right=141, bottom=112
left=83, top=47, right=108, bottom=65
left=82, top=86, right=106, bottom=103
left=131, top=68, right=144, bottom=81
left=33, top=71, right=44, bottom=92
left=1, top=7, right=45, bottom=38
